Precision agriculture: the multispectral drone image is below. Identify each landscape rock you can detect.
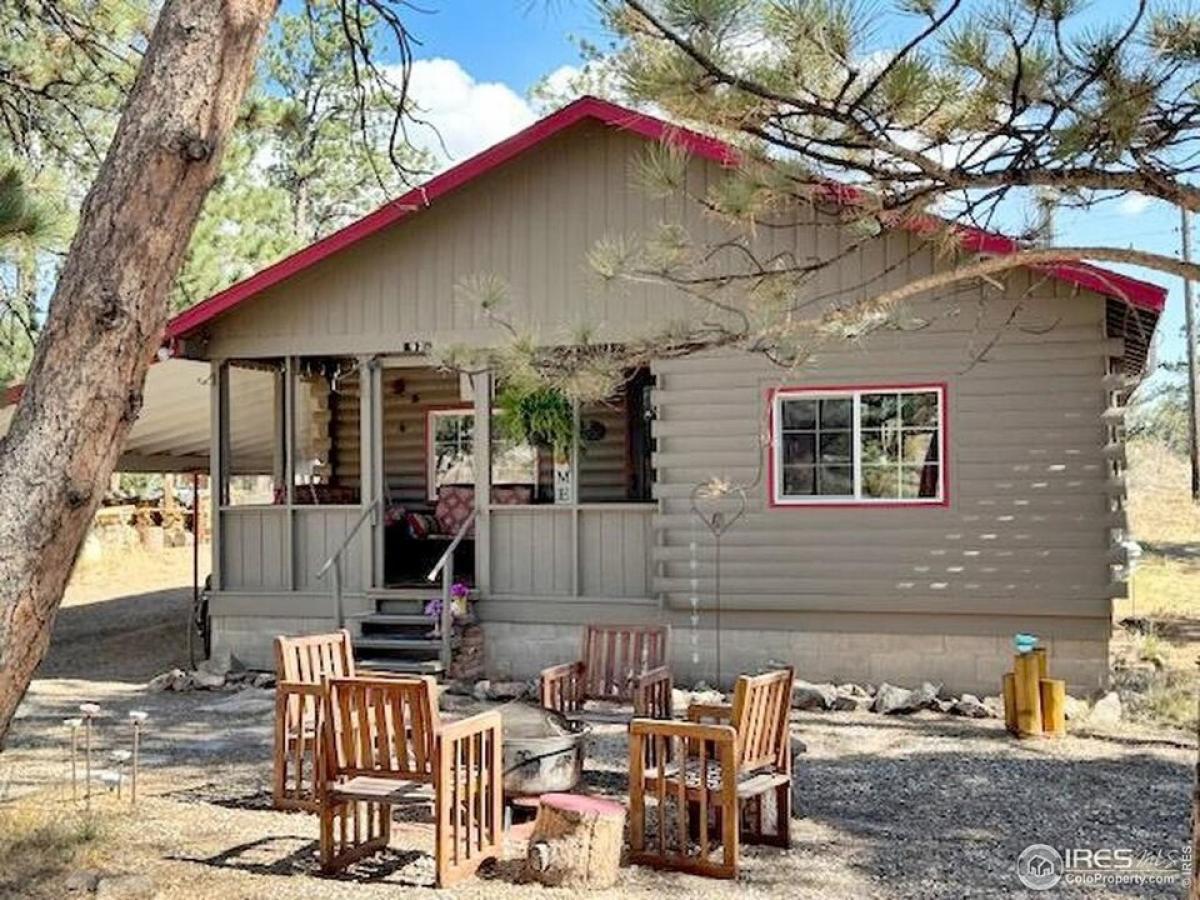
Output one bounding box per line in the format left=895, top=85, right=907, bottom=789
left=982, top=695, right=1005, bottom=718
left=689, top=689, right=726, bottom=708
left=147, top=670, right=181, bottom=693
left=872, top=682, right=942, bottom=715
left=792, top=679, right=837, bottom=711
left=190, top=669, right=225, bottom=690
left=832, top=692, right=871, bottom=712
left=1063, top=695, right=1089, bottom=721
left=934, top=698, right=954, bottom=714
left=95, top=874, right=157, bottom=900
left=950, top=694, right=991, bottom=719
left=472, top=680, right=491, bottom=702
left=251, top=673, right=275, bottom=689
left=1089, top=691, right=1122, bottom=726
left=487, top=680, right=529, bottom=701
left=791, top=736, right=808, bottom=756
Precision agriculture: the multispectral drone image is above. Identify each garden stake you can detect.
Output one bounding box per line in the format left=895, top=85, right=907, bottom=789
left=128, top=710, right=148, bottom=805
left=79, top=703, right=100, bottom=809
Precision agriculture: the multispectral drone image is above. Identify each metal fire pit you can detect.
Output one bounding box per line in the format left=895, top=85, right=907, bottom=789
left=498, top=702, right=591, bottom=797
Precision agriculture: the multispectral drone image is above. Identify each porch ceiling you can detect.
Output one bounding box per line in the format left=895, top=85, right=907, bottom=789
left=0, top=358, right=273, bottom=473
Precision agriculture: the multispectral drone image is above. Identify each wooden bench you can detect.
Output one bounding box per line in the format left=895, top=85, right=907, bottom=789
left=306, top=675, right=503, bottom=887
left=538, top=624, right=673, bottom=719
left=627, top=667, right=794, bottom=879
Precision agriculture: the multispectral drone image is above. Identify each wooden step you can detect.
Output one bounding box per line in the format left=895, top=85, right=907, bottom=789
left=355, top=657, right=446, bottom=675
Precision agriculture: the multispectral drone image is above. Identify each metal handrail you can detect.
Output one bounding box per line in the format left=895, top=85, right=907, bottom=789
left=426, top=508, right=477, bottom=671
left=316, top=497, right=380, bottom=628
left=426, top=508, right=477, bottom=583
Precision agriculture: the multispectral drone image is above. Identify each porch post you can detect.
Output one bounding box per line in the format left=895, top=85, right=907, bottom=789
left=209, top=360, right=225, bottom=591
left=358, top=355, right=377, bottom=592
left=283, top=356, right=295, bottom=590
left=472, top=370, right=492, bottom=595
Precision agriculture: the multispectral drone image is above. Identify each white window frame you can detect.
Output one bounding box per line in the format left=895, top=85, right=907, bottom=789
left=770, top=384, right=946, bottom=507
left=426, top=408, right=538, bottom=500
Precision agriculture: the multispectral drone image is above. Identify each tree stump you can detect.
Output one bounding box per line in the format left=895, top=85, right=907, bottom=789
left=523, top=793, right=625, bottom=888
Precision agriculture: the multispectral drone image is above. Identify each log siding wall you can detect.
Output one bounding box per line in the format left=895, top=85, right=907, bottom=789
left=201, top=118, right=1123, bottom=690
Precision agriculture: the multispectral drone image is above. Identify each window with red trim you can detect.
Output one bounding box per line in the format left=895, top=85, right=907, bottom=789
left=772, top=385, right=945, bottom=505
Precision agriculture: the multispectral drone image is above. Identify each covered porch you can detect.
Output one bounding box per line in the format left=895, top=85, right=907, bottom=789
left=208, top=354, right=657, bottom=668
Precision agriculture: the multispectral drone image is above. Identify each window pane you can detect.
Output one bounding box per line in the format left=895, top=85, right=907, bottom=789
left=901, top=391, right=939, bottom=427
left=820, top=398, right=852, bottom=428
left=819, top=431, right=852, bottom=463
left=900, top=464, right=940, bottom=499
left=435, top=447, right=474, bottom=486
left=782, top=465, right=815, bottom=495
left=783, top=433, right=815, bottom=465
left=860, top=429, right=898, bottom=466
left=861, top=393, right=898, bottom=427
left=817, top=464, right=853, bottom=495
left=493, top=439, right=536, bottom=485
left=902, top=429, right=938, bottom=464
left=434, top=414, right=465, bottom=442
left=781, top=398, right=817, bottom=429
left=862, top=465, right=899, bottom=499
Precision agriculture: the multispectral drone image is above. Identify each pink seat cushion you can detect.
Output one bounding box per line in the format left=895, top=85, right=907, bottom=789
left=434, top=485, right=475, bottom=536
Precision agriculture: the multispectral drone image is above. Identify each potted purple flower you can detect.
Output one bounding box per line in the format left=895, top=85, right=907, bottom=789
left=425, top=581, right=471, bottom=636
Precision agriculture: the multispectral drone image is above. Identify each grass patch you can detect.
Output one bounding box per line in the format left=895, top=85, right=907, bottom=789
left=0, top=803, right=111, bottom=898
left=1115, top=666, right=1200, bottom=733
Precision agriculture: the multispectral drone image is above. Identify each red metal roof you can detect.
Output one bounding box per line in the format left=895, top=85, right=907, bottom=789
left=164, top=95, right=1166, bottom=341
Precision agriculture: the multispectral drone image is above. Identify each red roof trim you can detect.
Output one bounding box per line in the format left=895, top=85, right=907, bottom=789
left=165, top=95, right=1165, bottom=340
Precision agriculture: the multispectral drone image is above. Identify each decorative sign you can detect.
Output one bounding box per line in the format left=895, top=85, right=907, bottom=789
left=554, top=452, right=573, bottom=504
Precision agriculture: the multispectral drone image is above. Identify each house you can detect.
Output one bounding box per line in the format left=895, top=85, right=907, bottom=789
left=29, top=98, right=1171, bottom=694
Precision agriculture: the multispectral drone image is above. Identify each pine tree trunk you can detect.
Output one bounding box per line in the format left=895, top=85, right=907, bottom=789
left=0, top=0, right=278, bottom=744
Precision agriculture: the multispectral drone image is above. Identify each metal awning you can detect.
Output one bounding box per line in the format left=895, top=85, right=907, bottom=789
left=0, top=358, right=277, bottom=473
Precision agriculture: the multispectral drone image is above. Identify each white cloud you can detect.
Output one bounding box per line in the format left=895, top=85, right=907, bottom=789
left=1119, top=193, right=1151, bottom=216
left=402, top=58, right=537, bottom=167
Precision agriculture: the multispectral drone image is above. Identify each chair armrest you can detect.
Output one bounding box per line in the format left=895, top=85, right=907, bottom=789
left=633, top=665, right=673, bottom=719
left=539, top=660, right=585, bottom=713
left=687, top=702, right=733, bottom=723
left=629, top=717, right=737, bottom=744
left=276, top=680, right=327, bottom=697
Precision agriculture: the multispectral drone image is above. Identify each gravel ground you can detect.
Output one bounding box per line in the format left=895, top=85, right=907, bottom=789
left=1, top=574, right=1193, bottom=898
left=4, top=675, right=1193, bottom=899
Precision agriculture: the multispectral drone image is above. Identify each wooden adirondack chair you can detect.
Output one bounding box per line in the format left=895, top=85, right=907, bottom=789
left=304, top=675, right=503, bottom=887
left=539, top=623, right=673, bottom=719
left=627, top=667, right=794, bottom=879
left=273, top=631, right=360, bottom=811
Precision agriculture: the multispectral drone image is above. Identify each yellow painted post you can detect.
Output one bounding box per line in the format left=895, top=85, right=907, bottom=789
left=1002, top=673, right=1018, bottom=735
left=1039, top=679, right=1066, bottom=738
left=1013, top=653, right=1043, bottom=737
left=1033, top=647, right=1048, bottom=680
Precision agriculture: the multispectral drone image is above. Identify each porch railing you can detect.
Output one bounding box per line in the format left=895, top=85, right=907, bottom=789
left=427, top=509, right=477, bottom=671
left=315, top=497, right=379, bottom=628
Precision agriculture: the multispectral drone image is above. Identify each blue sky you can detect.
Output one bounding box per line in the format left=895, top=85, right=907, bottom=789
left=354, top=0, right=1190, bottom=372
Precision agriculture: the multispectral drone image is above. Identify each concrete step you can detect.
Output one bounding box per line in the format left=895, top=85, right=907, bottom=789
left=355, top=657, right=446, bottom=676
left=351, top=613, right=431, bottom=627
left=354, top=635, right=454, bottom=653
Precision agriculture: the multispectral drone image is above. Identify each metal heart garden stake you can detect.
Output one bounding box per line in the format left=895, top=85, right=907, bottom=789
left=689, top=480, right=748, bottom=690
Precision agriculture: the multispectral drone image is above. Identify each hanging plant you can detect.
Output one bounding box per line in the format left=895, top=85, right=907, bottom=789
left=494, top=381, right=576, bottom=454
